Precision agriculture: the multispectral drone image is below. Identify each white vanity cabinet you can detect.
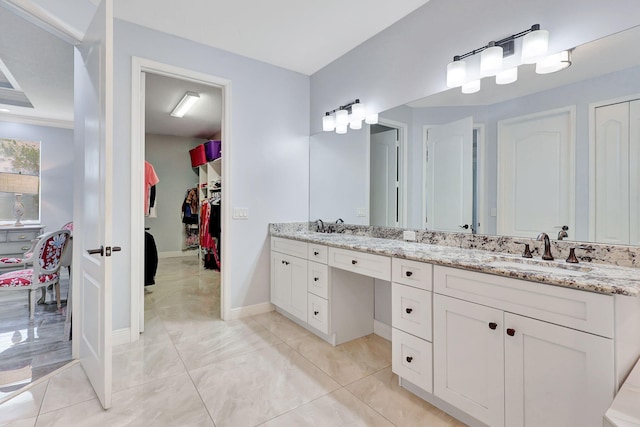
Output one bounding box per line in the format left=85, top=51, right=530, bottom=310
left=270, top=237, right=308, bottom=322
left=433, top=265, right=615, bottom=427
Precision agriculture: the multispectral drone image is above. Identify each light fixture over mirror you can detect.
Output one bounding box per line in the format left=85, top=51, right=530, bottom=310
left=445, top=24, right=570, bottom=94
left=322, top=99, right=378, bottom=134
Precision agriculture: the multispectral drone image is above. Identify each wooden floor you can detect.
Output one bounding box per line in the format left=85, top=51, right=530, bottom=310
left=0, top=272, right=71, bottom=401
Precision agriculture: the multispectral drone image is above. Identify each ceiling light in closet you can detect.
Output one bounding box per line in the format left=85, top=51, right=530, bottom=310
left=170, top=91, right=200, bottom=118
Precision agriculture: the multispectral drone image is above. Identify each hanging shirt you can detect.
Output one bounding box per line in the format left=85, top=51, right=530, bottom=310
left=145, top=161, right=159, bottom=215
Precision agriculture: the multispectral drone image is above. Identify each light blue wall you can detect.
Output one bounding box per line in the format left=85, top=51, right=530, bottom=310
left=310, top=0, right=640, bottom=135
left=112, top=20, right=310, bottom=329
left=0, top=121, right=74, bottom=230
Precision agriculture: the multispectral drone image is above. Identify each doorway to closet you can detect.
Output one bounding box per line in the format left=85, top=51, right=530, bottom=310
left=135, top=62, right=228, bottom=337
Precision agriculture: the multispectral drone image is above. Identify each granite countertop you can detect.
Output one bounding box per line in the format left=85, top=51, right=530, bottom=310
left=271, top=230, right=640, bottom=297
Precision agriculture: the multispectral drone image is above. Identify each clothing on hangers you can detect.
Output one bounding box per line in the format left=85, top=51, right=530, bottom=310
left=145, top=161, right=159, bottom=216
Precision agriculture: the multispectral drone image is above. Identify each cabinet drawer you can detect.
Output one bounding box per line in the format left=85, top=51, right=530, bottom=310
left=392, top=283, right=432, bottom=341
left=433, top=265, right=614, bottom=338
left=0, top=241, right=33, bottom=256
left=308, top=244, right=328, bottom=264
left=308, top=261, right=329, bottom=299
left=392, top=328, right=432, bottom=393
left=271, top=237, right=308, bottom=258
left=308, top=293, right=329, bottom=334
left=392, top=258, right=433, bottom=290
left=7, top=230, right=39, bottom=242
left=328, top=247, right=391, bottom=280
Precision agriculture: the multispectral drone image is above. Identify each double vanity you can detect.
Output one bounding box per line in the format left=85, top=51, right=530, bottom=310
left=270, top=225, right=640, bottom=427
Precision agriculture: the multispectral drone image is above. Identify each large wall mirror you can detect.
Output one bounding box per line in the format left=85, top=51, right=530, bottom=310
left=310, top=25, right=640, bottom=245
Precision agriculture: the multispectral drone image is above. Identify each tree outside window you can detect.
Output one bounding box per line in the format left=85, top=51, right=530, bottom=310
left=0, top=138, right=41, bottom=223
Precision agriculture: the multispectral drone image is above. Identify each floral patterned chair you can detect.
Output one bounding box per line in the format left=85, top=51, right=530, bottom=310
left=0, top=230, right=71, bottom=321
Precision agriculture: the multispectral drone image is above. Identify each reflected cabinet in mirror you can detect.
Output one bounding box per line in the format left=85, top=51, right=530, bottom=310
left=309, top=25, right=640, bottom=245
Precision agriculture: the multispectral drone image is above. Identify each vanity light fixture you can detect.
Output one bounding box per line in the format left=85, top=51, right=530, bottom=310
left=170, top=91, right=200, bottom=118
left=322, top=99, right=378, bottom=134
left=446, top=24, right=565, bottom=94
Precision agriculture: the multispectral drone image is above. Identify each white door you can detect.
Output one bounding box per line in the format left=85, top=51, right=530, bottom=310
left=497, top=108, right=575, bottom=239
left=424, top=117, right=473, bottom=232
left=73, top=0, right=114, bottom=409
left=370, top=129, right=398, bottom=227
left=504, top=313, right=614, bottom=427
left=433, top=294, right=504, bottom=427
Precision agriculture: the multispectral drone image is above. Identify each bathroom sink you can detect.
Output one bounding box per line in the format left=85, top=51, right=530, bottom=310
left=490, top=259, right=592, bottom=277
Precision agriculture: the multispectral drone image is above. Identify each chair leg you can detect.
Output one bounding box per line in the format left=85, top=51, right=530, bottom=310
left=29, top=289, right=35, bottom=321
left=55, top=282, right=61, bottom=310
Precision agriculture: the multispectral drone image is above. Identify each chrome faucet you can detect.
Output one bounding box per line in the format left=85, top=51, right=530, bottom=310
left=536, top=232, right=554, bottom=260
left=315, top=219, right=325, bottom=233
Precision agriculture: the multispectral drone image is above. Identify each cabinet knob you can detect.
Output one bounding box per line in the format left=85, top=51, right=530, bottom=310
left=351, top=260, right=358, bottom=265
left=506, top=328, right=516, bottom=336
left=314, top=251, right=319, bottom=256
left=314, top=310, right=319, bottom=316
left=489, top=322, right=497, bottom=330
left=405, top=308, right=413, bottom=314
left=406, top=356, right=413, bottom=363
left=405, top=271, right=413, bottom=277
left=314, top=277, right=319, bottom=282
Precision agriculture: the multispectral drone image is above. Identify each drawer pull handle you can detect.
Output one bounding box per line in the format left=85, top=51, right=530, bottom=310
left=406, top=356, right=413, bottom=363
left=506, top=328, right=516, bottom=337
left=405, top=271, right=413, bottom=277
left=351, top=260, right=357, bottom=265
left=314, top=277, right=319, bottom=282
left=405, top=308, right=413, bottom=314
left=314, top=310, right=319, bottom=316
left=314, top=251, right=319, bottom=256
left=489, top=322, right=497, bottom=330
left=281, top=260, right=290, bottom=266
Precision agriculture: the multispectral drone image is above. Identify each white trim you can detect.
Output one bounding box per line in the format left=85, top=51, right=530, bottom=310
left=377, top=117, right=409, bottom=228
left=158, top=250, right=198, bottom=259
left=588, top=93, right=640, bottom=241
left=229, top=302, right=274, bottom=320
left=130, top=58, right=233, bottom=343
left=475, top=124, right=486, bottom=235
left=497, top=105, right=576, bottom=237
left=111, top=328, right=131, bottom=346
left=0, top=113, right=73, bottom=129
left=0, top=0, right=82, bottom=43
left=373, top=320, right=392, bottom=341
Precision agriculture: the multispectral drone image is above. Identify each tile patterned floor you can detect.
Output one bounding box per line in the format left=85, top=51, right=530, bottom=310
left=0, top=256, right=466, bottom=426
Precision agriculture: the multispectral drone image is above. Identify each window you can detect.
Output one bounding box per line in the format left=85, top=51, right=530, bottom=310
left=0, top=138, right=41, bottom=224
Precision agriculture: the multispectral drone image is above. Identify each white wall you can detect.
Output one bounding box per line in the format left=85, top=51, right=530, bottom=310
left=144, top=133, right=202, bottom=254
left=111, top=20, right=309, bottom=330
left=310, top=0, right=640, bottom=135
left=0, top=121, right=74, bottom=230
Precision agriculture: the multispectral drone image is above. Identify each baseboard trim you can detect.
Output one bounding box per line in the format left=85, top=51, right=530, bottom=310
left=112, top=328, right=131, bottom=346
left=229, top=302, right=274, bottom=320
left=374, top=320, right=392, bottom=341
left=158, top=250, right=197, bottom=259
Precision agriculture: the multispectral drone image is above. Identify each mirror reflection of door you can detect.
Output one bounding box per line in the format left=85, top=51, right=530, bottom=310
left=370, top=126, right=399, bottom=227
left=423, top=116, right=473, bottom=233
left=497, top=107, right=575, bottom=239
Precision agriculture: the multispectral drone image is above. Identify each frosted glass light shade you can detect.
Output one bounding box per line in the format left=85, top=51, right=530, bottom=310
left=335, top=109, right=349, bottom=126
left=351, top=102, right=365, bottom=120
left=522, top=29, right=549, bottom=64
left=322, top=113, right=335, bottom=131
left=336, top=124, right=348, bottom=134
left=349, top=117, right=363, bottom=130
left=480, top=44, right=503, bottom=77
left=496, top=67, right=518, bottom=84
left=535, top=50, right=571, bottom=74
left=446, top=59, right=466, bottom=88
left=461, top=79, right=481, bottom=94
left=365, top=113, right=378, bottom=125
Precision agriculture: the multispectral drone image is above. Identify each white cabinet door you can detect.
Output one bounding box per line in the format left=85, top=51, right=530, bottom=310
left=504, top=313, right=614, bottom=427
left=289, top=255, right=308, bottom=322
left=271, top=252, right=291, bottom=309
left=433, top=294, right=505, bottom=427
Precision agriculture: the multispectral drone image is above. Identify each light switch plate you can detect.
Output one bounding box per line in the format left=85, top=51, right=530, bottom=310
left=233, top=207, right=249, bottom=219
left=403, top=230, right=417, bottom=241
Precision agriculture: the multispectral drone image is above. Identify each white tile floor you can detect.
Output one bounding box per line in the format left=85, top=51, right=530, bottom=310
left=0, top=256, right=466, bottom=426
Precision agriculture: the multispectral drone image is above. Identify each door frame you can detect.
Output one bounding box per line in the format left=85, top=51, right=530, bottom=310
left=130, top=57, right=232, bottom=339
left=372, top=118, right=408, bottom=227
left=588, top=93, right=640, bottom=241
